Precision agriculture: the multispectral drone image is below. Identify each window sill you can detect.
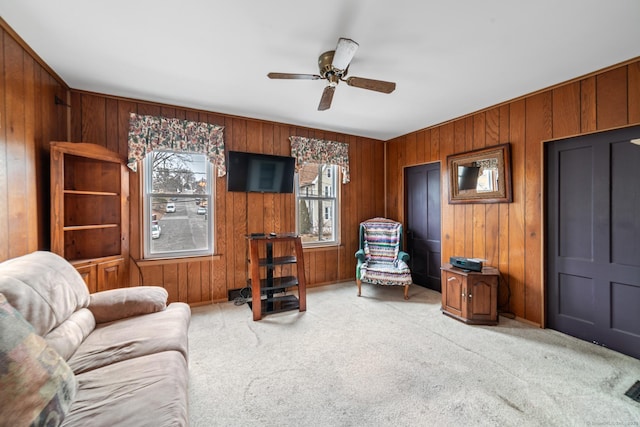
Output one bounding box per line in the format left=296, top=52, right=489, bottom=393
left=302, top=243, right=343, bottom=252
left=135, top=254, right=221, bottom=267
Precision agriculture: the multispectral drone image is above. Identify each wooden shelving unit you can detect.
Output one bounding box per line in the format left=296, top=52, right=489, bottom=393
left=246, top=234, right=306, bottom=321
left=50, top=142, right=129, bottom=292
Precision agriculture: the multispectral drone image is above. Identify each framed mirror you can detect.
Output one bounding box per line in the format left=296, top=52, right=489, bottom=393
left=447, top=143, right=512, bottom=204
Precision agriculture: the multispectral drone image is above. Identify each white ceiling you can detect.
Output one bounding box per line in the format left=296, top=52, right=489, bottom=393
left=2, top=1, right=639, bottom=141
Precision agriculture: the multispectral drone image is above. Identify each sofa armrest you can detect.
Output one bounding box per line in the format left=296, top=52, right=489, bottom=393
left=398, top=251, right=410, bottom=263
left=89, top=286, right=168, bottom=324
left=355, top=249, right=366, bottom=263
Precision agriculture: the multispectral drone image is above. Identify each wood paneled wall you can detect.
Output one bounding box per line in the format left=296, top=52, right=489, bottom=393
left=69, top=90, right=385, bottom=304
left=0, top=21, right=69, bottom=261
left=386, top=59, right=640, bottom=326
left=3, top=18, right=638, bottom=319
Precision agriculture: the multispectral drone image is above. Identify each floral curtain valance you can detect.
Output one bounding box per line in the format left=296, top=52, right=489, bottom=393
left=289, top=136, right=350, bottom=184
left=127, top=113, right=226, bottom=176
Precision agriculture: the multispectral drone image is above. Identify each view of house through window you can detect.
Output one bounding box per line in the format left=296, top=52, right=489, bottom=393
left=296, top=163, right=338, bottom=246
left=143, top=151, right=213, bottom=258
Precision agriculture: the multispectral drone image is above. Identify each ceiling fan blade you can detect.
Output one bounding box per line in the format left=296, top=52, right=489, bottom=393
left=331, top=38, right=359, bottom=71
left=267, top=72, right=322, bottom=80
left=345, top=76, right=396, bottom=94
left=318, top=85, right=336, bottom=111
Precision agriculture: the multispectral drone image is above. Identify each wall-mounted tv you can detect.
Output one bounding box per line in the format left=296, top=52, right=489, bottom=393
left=226, top=151, right=296, bottom=193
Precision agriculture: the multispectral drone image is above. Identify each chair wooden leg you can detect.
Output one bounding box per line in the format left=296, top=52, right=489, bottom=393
left=357, top=278, right=361, bottom=297
left=404, top=284, right=409, bottom=300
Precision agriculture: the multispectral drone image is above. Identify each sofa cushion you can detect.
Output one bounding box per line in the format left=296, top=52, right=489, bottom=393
left=62, top=351, right=188, bottom=427
left=0, top=293, right=77, bottom=427
left=45, top=308, right=96, bottom=361
left=89, top=286, right=168, bottom=324
left=0, top=251, right=90, bottom=336
left=68, top=302, right=191, bottom=374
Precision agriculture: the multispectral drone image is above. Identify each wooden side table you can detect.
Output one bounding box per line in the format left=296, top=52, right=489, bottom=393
left=441, top=263, right=499, bottom=325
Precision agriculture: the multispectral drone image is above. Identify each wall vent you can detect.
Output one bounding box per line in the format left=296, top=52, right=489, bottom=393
left=624, top=380, right=640, bottom=403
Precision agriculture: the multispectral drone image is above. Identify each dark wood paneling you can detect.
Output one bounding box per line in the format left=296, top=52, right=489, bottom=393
left=386, top=60, right=640, bottom=325
left=508, top=99, right=526, bottom=319
left=2, top=21, right=637, bottom=318
left=596, top=67, right=628, bottom=130
left=0, top=25, right=68, bottom=262
left=5, top=35, right=29, bottom=259
left=485, top=108, right=500, bottom=267
left=472, top=113, right=486, bottom=259
left=0, top=29, right=7, bottom=261
left=552, top=82, right=581, bottom=138
left=580, top=76, right=597, bottom=133
left=497, top=104, right=511, bottom=309
left=524, top=91, right=551, bottom=325
left=81, top=94, right=106, bottom=146
left=628, top=62, right=640, bottom=124
left=65, top=90, right=384, bottom=304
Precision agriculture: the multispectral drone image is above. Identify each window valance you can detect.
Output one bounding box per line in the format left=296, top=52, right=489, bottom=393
left=289, top=136, right=350, bottom=184
left=127, top=113, right=226, bottom=176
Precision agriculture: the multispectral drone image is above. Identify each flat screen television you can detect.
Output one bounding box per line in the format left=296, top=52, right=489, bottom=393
left=226, top=151, right=296, bottom=193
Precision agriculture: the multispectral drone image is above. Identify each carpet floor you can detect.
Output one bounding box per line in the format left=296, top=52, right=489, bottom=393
left=188, top=282, right=640, bottom=426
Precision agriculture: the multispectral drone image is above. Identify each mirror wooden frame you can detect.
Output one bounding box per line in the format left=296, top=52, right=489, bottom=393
left=447, top=143, right=512, bottom=204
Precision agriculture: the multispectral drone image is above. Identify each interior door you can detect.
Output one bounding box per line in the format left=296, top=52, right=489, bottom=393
left=546, top=126, right=640, bottom=359
left=405, top=163, right=441, bottom=291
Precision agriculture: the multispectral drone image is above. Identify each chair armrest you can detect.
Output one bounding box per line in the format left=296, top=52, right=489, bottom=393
left=398, top=251, right=410, bottom=262
left=355, top=249, right=366, bottom=263
left=89, top=286, right=168, bottom=324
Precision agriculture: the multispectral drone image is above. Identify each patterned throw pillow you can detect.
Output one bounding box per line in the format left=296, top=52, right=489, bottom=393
left=0, top=293, right=77, bottom=427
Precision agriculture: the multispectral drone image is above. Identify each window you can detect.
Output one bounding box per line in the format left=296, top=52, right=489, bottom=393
left=143, top=151, right=213, bottom=258
left=296, top=163, right=339, bottom=246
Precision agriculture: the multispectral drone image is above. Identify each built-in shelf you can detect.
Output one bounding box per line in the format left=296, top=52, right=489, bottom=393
left=51, top=141, right=129, bottom=292
left=63, top=224, right=119, bottom=231
left=64, top=190, right=119, bottom=196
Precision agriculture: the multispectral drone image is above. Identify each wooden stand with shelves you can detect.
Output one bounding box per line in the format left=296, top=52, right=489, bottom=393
left=50, top=142, right=129, bottom=292
left=246, top=234, right=306, bottom=321
left=441, top=263, right=499, bottom=325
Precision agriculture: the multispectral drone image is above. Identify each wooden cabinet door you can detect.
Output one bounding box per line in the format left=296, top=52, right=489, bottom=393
left=442, top=270, right=464, bottom=318
left=75, top=263, right=97, bottom=293
left=467, top=276, right=497, bottom=323
left=97, top=258, right=124, bottom=292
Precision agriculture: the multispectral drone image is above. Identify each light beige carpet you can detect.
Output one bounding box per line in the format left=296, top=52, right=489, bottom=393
left=188, top=282, right=640, bottom=426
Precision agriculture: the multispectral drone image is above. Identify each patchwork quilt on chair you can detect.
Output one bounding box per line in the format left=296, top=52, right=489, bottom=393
left=360, top=220, right=412, bottom=287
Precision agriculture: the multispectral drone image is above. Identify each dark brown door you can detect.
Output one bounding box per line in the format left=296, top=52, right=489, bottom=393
left=546, top=126, right=640, bottom=359
left=405, top=163, right=441, bottom=291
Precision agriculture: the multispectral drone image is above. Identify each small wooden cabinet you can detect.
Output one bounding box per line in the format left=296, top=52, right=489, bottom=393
left=246, top=234, right=306, bottom=321
left=50, top=142, right=129, bottom=291
left=441, top=263, right=499, bottom=325
left=72, top=257, right=125, bottom=293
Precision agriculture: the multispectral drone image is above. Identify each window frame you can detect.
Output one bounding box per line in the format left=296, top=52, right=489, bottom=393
left=142, top=150, right=214, bottom=259
left=295, top=163, right=339, bottom=248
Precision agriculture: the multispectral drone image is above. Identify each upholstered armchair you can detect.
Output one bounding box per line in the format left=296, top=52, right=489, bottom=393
left=355, top=218, right=412, bottom=300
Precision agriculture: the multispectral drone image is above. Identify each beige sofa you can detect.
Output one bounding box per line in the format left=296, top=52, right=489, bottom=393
left=0, top=251, right=191, bottom=426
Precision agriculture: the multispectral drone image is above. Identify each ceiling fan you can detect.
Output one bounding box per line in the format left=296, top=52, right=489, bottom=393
left=267, top=37, right=396, bottom=111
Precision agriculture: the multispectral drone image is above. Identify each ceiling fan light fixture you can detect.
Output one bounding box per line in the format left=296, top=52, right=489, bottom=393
left=331, top=38, right=359, bottom=71
left=267, top=37, right=396, bottom=111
